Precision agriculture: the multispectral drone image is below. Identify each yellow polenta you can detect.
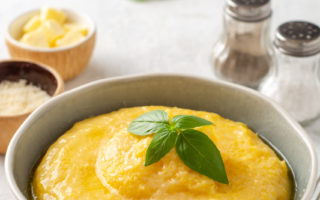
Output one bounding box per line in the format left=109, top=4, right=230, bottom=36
left=32, top=106, right=291, bottom=200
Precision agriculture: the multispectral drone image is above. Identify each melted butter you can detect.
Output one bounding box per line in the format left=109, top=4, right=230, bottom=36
left=31, top=106, right=292, bottom=200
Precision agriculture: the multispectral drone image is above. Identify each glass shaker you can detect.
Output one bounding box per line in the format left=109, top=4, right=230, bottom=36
left=212, top=0, right=274, bottom=89
left=259, top=21, right=320, bottom=124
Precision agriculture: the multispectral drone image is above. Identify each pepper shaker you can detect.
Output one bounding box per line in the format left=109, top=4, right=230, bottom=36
left=259, top=21, right=320, bottom=124
left=212, top=0, right=274, bottom=89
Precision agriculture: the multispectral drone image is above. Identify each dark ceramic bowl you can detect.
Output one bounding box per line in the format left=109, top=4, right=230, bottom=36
left=0, top=60, right=64, bottom=153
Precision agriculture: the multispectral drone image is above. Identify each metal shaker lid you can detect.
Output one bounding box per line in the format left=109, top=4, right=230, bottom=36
left=226, top=0, right=271, bottom=22
left=274, top=21, right=320, bottom=57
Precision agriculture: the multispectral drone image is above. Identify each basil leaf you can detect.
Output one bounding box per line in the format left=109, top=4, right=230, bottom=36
left=145, top=128, right=178, bottom=166
left=171, top=115, right=213, bottom=129
left=128, top=110, right=169, bottom=135
left=176, top=129, right=228, bottom=184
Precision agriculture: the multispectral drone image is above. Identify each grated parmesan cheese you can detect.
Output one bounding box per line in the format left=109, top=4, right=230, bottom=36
left=0, top=80, right=51, bottom=116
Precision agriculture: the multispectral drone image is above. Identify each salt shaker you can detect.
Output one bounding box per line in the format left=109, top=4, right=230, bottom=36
left=212, top=0, right=274, bottom=89
left=259, top=21, right=320, bottom=124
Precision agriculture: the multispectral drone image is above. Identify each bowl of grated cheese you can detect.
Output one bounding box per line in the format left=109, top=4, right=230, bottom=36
left=0, top=60, right=63, bottom=154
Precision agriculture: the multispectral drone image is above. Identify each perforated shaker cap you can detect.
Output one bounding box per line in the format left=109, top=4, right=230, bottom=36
left=226, top=0, right=271, bottom=22
left=274, top=21, right=320, bottom=57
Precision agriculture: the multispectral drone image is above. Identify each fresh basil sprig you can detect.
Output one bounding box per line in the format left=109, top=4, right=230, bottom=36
left=128, top=110, right=169, bottom=135
left=128, top=110, right=229, bottom=184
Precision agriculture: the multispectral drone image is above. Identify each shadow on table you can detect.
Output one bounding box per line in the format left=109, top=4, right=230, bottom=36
left=64, top=60, right=110, bottom=91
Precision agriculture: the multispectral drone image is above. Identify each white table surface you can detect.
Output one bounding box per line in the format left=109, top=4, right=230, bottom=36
left=1, top=0, right=320, bottom=199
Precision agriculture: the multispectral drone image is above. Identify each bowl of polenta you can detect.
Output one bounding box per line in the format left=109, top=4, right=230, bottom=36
left=5, top=74, right=319, bottom=199
left=5, top=7, right=96, bottom=81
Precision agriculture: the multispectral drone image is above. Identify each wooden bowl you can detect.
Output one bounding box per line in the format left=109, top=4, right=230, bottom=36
left=5, top=8, right=96, bottom=81
left=0, top=60, right=64, bottom=154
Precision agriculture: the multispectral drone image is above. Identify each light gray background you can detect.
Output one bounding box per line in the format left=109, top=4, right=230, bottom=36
left=1, top=0, right=320, bottom=199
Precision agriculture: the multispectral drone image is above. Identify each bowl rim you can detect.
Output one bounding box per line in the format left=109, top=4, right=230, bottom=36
left=5, top=7, right=96, bottom=52
left=5, top=73, right=318, bottom=200
left=0, top=59, right=64, bottom=118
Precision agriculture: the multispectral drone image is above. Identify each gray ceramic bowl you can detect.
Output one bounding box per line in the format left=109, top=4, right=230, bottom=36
left=5, top=74, right=318, bottom=199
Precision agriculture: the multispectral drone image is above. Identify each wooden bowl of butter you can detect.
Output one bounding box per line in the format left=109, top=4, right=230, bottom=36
left=5, top=7, right=96, bottom=81
left=0, top=60, right=63, bottom=154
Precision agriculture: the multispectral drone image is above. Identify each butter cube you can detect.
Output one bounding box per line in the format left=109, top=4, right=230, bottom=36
left=40, top=7, right=66, bottom=24
left=23, top=15, right=41, bottom=33
left=19, top=7, right=87, bottom=48
left=64, top=23, right=88, bottom=36
left=41, top=19, right=65, bottom=44
left=55, top=30, right=85, bottom=47
left=20, top=29, right=49, bottom=48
